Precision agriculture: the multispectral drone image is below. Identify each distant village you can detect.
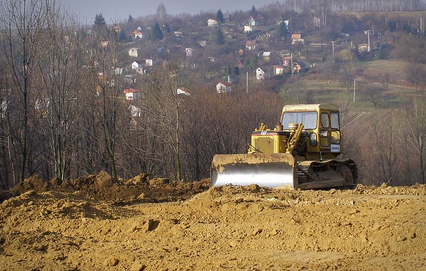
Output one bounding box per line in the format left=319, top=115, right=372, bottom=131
left=92, top=3, right=418, bottom=104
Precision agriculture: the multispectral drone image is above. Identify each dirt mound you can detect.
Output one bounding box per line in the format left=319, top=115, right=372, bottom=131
left=6, top=172, right=210, bottom=203
left=1, top=183, right=425, bottom=271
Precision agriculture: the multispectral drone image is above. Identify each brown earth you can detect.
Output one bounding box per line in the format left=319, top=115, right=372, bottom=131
left=0, top=173, right=425, bottom=271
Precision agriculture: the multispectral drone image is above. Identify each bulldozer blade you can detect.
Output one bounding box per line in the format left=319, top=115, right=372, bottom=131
left=211, top=153, right=296, bottom=188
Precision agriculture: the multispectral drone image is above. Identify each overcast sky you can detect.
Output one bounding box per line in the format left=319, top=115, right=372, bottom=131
left=59, top=0, right=277, bottom=23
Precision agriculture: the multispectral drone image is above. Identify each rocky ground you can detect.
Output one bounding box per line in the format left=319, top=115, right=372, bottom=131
left=0, top=173, right=425, bottom=271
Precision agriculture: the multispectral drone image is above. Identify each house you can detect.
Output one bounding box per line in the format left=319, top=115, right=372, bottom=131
left=273, top=65, right=284, bottom=76
left=101, top=41, right=109, bottom=48
left=244, top=25, right=254, bottom=33
left=358, top=43, right=369, bottom=53
left=131, top=61, right=141, bottom=70
left=114, top=68, right=124, bottom=75
left=207, top=19, right=218, bottom=27
left=249, top=16, right=256, bottom=26
left=135, top=68, right=146, bottom=75
left=198, top=40, right=207, bottom=47
left=291, top=33, right=305, bottom=44
left=174, top=31, right=183, bottom=38
left=145, top=59, right=155, bottom=67
left=283, top=56, right=291, bottom=67
left=177, top=87, right=191, bottom=96
left=255, top=68, right=265, bottom=81
left=208, top=57, right=216, bottom=62
left=245, top=40, right=256, bottom=50
left=123, top=88, right=142, bottom=100
left=112, top=24, right=121, bottom=33
left=293, top=62, right=301, bottom=73
left=262, top=52, right=271, bottom=61
left=132, top=30, right=143, bottom=39
left=216, top=82, right=232, bottom=94
left=129, top=104, right=141, bottom=118
left=129, top=48, right=139, bottom=57
left=185, top=48, right=194, bottom=57
left=123, top=75, right=136, bottom=85
left=277, top=19, right=289, bottom=26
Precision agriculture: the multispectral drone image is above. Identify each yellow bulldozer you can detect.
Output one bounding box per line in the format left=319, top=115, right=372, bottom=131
left=211, top=104, right=358, bottom=189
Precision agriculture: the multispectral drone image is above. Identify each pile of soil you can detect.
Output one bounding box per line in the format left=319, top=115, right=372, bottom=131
left=3, top=172, right=210, bottom=204
left=0, top=178, right=425, bottom=270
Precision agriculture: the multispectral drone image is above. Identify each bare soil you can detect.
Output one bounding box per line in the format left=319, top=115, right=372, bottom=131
left=0, top=173, right=425, bottom=271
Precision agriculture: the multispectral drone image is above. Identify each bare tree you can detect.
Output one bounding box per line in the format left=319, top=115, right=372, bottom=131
left=37, top=5, right=83, bottom=180
left=405, top=99, right=426, bottom=184
left=0, top=0, right=52, bottom=182
left=141, top=59, right=187, bottom=180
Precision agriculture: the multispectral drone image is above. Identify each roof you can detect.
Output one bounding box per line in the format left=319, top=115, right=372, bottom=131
left=245, top=40, right=256, bottom=46
left=217, top=81, right=231, bottom=86
left=291, top=33, right=302, bottom=39
left=123, top=88, right=141, bottom=94
left=282, top=104, right=339, bottom=112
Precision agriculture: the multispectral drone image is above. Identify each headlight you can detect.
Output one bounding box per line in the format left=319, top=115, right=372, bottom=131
left=309, top=133, right=317, bottom=147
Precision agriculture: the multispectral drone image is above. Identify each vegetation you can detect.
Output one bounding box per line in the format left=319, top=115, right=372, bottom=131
left=0, top=0, right=426, bottom=189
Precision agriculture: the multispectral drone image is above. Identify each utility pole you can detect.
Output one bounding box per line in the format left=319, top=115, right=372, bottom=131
left=246, top=71, right=249, bottom=94
left=365, top=30, right=371, bottom=52
left=331, top=41, right=335, bottom=62
left=353, top=79, right=356, bottom=103
left=290, top=53, right=294, bottom=76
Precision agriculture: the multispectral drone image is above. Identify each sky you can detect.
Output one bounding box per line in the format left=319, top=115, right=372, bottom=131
left=59, top=0, right=278, bottom=23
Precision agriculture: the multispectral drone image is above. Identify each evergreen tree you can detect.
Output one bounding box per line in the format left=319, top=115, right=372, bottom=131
left=277, top=21, right=288, bottom=38
left=119, top=30, right=127, bottom=42
left=216, top=9, right=224, bottom=23
left=128, top=15, right=134, bottom=24
left=157, top=3, right=167, bottom=20
left=251, top=5, right=258, bottom=16
left=94, top=13, right=106, bottom=31
left=151, top=22, right=163, bottom=40
left=216, top=27, right=225, bottom=45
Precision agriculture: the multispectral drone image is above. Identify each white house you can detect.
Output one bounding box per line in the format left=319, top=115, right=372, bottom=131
left=177, top=87, right=191, bottom=96
left=216, top=82, right=232, bottom=94
left=129, top=104, right=142, bottom=118
left=249, top=16, right=256, bottom=26
left=255, top=68, right=265, bottom=81
left=114, top=67, right=124, bottom=75
left=244, top=25, right=254, bottom=33
left=262, top=52, right=271, bottom=61
left=291, top=33, right=305, bottom=45
left=245, top=40, right=256, bottom=51
left=129, top=48, right=139, bottom=57
left=132, top=30, right=143, bottom=39
left=145, top=59, right=155, bottom=67
left=185, top=48, right=194, bottom=57
left=207, top=19, right=218, bottom=27
left=273, top=65, right=284, bottom=76
left=123, top=88, right=142, bottom=100
left=131, top=61, right=140, bottom=70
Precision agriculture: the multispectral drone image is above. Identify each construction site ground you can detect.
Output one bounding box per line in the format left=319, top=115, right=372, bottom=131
left=0, top=172, right=425, bottom=271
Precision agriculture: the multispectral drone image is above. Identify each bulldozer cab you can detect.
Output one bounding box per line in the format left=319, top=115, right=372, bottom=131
left=281, top=104, right=342, bottom=160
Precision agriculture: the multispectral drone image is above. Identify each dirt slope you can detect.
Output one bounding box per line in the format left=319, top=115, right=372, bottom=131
left=0, top=176, right=425, bottom=271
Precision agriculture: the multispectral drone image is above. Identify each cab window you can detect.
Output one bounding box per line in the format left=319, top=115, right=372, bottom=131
left=282, top=112, right=317, bottom=130
left=331, top=113, right=340, bottom=129
left=321, top=113, right=329, bottom=128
